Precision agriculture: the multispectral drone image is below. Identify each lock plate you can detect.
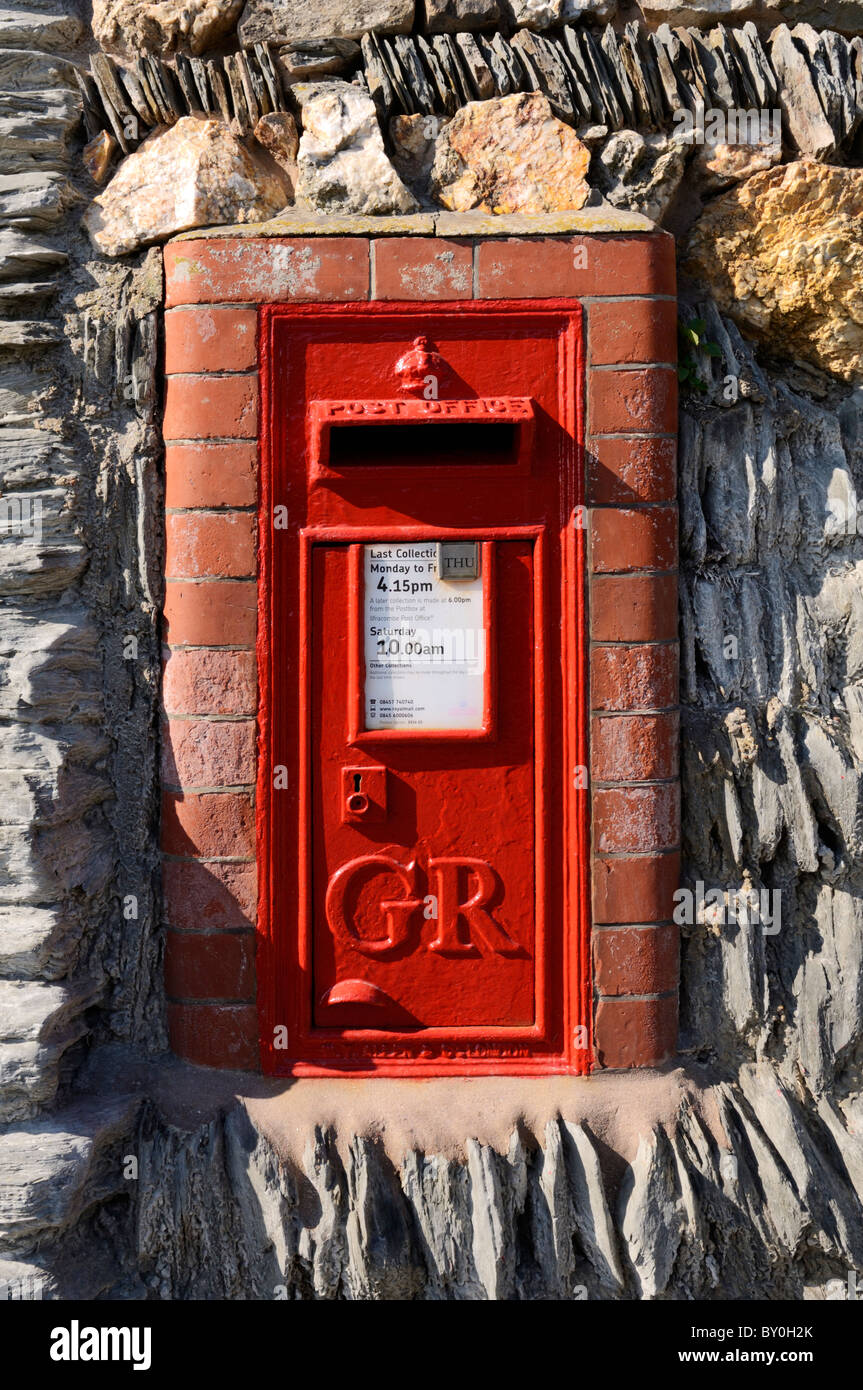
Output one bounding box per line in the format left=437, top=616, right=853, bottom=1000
left=341, top=765, right=387, bottom=825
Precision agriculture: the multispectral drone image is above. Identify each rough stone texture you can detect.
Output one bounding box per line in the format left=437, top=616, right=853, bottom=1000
left=238, top=0, right=415, bottom=46
left=8, top=1059, right=856, bottom=1300
left=684, top=161, right=863, bottom=384
left=390, top=112, right=438, bottom=192
left=296, top=82, right=418, bottom=215
left=5, top=0, right=863, bottom=1309
left=675, top=302, right=863, bottom=1121
left=276, top=39, right=361, bottom=80
left=692, top=137, right=782, bottom=192
left=0, top=0, right=166, bottom=1288
left=83, top=130, right=117, bottom=186
left=429, top=93, right=590, bottom=214
left=770, top=23, right=839, bottom=160
left=501, top=0, right=617, bottom=25
left=423, top=0, right=502, bottom=31
left=84, top=116, right=293, bottom=257
left=595, top=130, right=689, bottom=225
left=639, top=0, right=863, bottom=27
left=254, top=111, right=299, bottom=188
left=92, top=0, right=244, bottom=58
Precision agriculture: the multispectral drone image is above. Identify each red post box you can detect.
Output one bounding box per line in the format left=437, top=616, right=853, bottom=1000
left=161, top=228, right=679, bottom=1077
left=258, top=301, right=588, bottom=1073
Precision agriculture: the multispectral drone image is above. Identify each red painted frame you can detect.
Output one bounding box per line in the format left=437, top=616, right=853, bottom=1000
left=256, top=299, right=590, bottom=1076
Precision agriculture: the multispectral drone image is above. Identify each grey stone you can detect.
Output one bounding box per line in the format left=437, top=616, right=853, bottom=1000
left=650, top=27, right=687, bottom=116
left=502, top=0, right=616, bottom=27
left=686, top=26, right=733, bottom=110
left=278, top=38, right=360, bottom=81
left=554, top=34, right=594, bottom=122
left=596, top=127, right=689, bottom=224
left=455, top=32, right=494, bottom=101
left=729, top=22, right=777, bottom=109
left=377, top=36, right=416, bottom=114
left=239, top=0, right=415, bottom=46
left=432, top=33, right=473, bottom=107
left=474, top=33, right=509, bottom=98
left=0, top=319, right=61, bottom=347
left=395, top=34, right=436, bottom=113
left=490, top=33, right=527, bottom=99
left=0, top=280, right=57, bottom=301
left=707, top=25, right=746, bottom=106
left=771, top=24, right=837, bottom=158
left=618, top=23, right=664, bottom=128
left=416, top=35, right=457, bottom=114
left=675, top=26, right=712, bottom=105
left=0, top=6, right=83, bottom=51
left=422, top=0, right=501, bottom=30
left=581, top=28, right=624, bottom=129
left=0, top=229, right=66, bottom=278
left=296, top=81, right=418, bottom=215
left=805, top=26, right=859, bottom=141
left=600, top=23, right=637, bottom=128
left=512, top=29, right=576, bottom=122
left=361, top=31, right=396, bottom=115
left=790, top=23, right=846, bottom=140
left=0, top=172, right=72, bottom=230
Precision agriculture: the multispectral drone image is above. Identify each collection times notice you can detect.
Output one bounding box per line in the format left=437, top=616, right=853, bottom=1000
left=363, top=543, right=486, bottom=731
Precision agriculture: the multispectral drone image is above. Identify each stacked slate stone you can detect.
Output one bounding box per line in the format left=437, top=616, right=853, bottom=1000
left=361, top=21, right=863, bottom=158
left=75, top=42, right=291, bottom=151
left=0, top=20, right=80, bottom=448
left=77, top=19, right=863, bottom=163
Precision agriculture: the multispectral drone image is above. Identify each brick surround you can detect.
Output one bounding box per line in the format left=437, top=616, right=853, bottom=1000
left=161, top=225, right=679, bottom=1073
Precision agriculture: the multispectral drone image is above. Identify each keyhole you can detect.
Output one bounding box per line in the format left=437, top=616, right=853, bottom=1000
left=353, top=773, right=362, bottom=792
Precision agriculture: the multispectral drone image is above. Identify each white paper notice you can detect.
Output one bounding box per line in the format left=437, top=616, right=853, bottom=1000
left=364, top=543, right=486, bottom=730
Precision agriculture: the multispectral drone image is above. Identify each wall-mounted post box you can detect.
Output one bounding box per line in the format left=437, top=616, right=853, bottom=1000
left=161, top=228, right=679, bottom=1077
left=259, top=302, right=587, bottom=1073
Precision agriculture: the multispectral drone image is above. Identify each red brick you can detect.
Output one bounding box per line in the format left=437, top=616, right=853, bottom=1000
left=587, top=436, right=677, bottom=505
left=161, top=718, right=255, bottom=789
left=165, top=307, right=257, bottom=374
left=594, top=994, right=677, bottom=1069
left=163, top=373, right=257, bottom=441
left=589, top=298, right=677, bottom=366
left=591, top=506, right=677, bottom=573
left=591, top=643, right=678, bottom=711
left=589, top=367, right=677, bottom=435
left=591, top=574, right=678, bottom=643
left=165, top=512, right=255, bottom=579
left=374, top=238, right=473, bottom=300
left=167, top=1002, right=259, bottom=1070
left=592, top=852, right=680, bottom=925
left=163, top=648, right=257, bottom=716
left=161, top=790, right=255, bottom=858
left=162, top=858, right=257, bottom=930
left=593, top=924, right=679, bottom=997
left=593, top=783, right=680, bottom=854
left=165, top=442, right=257, bottom=510
left=476, top=233, right=675, bottom=299
left=164, top=238, right=369, bottom=306
left=591, top=712, right=679, bottom=782
left=165, top=929, right=256, bottom=1000
left=163, top=581, right=257, bottom=646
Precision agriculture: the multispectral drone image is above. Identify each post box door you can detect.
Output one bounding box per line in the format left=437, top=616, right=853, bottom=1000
left=312, top=538, right=536, bottom=1029
left=260, top=301, right=587, bottom=1074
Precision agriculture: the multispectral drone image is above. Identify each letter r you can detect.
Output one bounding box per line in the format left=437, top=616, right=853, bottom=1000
left=427, top=857, right=521, bottom=956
